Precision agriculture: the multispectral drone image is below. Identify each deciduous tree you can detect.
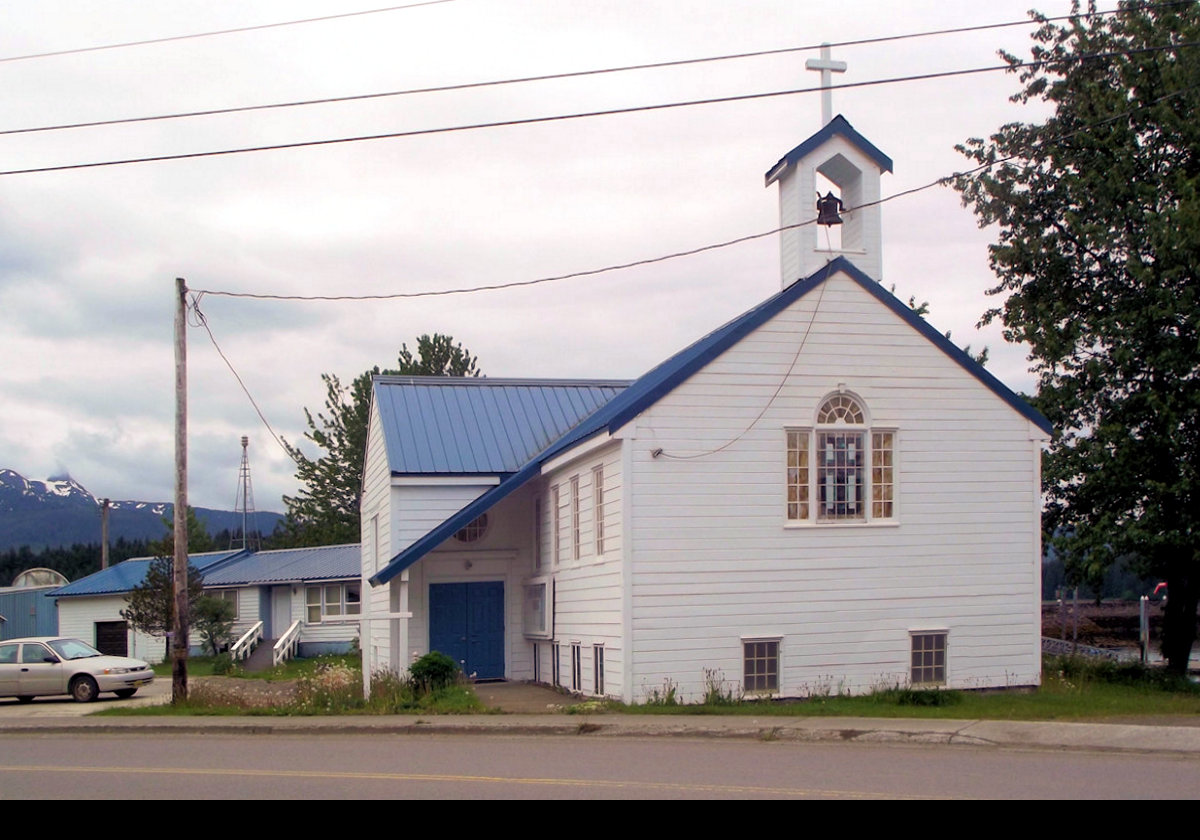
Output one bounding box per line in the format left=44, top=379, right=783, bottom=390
left=953, top=2, right=1200, bottom=671
left=281, top=334, right=481, bottom=546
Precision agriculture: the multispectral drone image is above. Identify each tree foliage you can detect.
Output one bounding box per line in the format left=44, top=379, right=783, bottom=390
left=281, top=334, right=481, bottom=547
left=953, top=2, right=1200, bottom=670
left=120, top=509, right=211, bottom=648
left=194, top=595, right=237, bottom=656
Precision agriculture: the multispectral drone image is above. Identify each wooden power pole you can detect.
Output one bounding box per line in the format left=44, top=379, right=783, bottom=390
left=173, top=277, right=190, bottom=703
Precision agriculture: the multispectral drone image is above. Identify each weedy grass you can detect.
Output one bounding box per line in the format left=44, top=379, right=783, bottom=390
left=605, top=656, right=1200, bottom=720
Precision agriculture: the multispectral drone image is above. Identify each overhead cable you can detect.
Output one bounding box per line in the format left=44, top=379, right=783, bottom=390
left=3, top=2, right=1191, bottom=137
left=3, top=41, right=1196, bottom=178
left=0, top=1, right=456, bottom=64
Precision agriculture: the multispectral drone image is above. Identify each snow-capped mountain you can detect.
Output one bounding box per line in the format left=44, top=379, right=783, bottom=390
left=0, top=469, right=282, bottom=551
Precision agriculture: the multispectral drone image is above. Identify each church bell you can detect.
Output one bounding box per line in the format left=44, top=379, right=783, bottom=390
left=816, top=191, right=844, bottom=226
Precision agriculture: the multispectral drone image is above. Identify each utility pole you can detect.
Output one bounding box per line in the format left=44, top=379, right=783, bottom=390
left=173, top=277, right=190, bottom=703
left=100, top=498, right=110, bottom=570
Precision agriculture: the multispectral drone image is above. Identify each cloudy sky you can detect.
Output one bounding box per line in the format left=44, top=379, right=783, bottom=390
left=0, top=0, right=1075, bottom=515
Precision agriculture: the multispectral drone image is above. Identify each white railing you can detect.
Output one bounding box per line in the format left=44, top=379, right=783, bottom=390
left=273, top=619, right=302, bottom=666
left=230, top=621, right=263, bottom=662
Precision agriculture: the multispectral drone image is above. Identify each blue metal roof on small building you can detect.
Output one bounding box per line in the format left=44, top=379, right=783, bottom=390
left=764, top=114, right=894, bottom=186
left=54, top=550, right=246, bottom=598
left=202, top=544, right=359, bottom=586
left=373, top=377, right=630, bottom=475
left=370, top=257, right=1053, bottom=587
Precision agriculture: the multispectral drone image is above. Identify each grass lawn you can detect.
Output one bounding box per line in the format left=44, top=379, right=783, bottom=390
left=151, top=653, right=360, bottom=681
left=592, top=658, right=1200, bottom=721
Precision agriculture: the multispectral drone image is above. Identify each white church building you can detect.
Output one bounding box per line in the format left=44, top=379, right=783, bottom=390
left=357, top=100, right=1051, bottom=702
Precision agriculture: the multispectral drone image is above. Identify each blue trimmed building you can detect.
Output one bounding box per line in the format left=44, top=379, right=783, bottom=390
left=53, top=545, right=360, bottom=662
left=359, top=116, right=1051, bottom=701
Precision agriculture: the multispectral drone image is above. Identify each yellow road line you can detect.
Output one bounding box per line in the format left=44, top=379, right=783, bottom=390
left=0, top=764, right=945, bottom=798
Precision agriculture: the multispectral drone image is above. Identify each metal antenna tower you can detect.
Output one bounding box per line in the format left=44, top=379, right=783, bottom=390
left=230, top=435, right=261, bottom=551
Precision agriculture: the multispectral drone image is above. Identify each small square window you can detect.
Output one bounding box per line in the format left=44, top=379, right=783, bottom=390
left=743, top=639, right=780, bottom=693
left=911, top=632, right=947, bottom=686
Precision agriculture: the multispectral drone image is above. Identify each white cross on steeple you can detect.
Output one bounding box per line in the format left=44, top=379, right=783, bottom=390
left=805, top=43, right=846, bottom=126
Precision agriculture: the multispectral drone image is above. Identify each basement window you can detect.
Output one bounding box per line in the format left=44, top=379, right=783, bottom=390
left=910, top=631, right=947, bottom=686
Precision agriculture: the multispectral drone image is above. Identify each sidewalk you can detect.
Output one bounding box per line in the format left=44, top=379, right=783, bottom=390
left=2, top=679, right=1199, bottom=756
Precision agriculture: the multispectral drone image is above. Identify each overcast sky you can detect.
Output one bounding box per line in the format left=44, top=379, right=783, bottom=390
left=0, top=0, right=1075, bottom=515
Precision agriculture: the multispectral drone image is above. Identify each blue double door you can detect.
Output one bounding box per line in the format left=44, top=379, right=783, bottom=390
left=428, top=581, right=505, bottom=680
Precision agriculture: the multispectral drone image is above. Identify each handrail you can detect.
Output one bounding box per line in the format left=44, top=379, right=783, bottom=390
left=230, top=621, right=263, bottom=662
left=273, top=619, right=302, bottom=666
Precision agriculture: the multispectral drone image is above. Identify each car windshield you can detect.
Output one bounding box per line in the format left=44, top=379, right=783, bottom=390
left=47, top=638, right=102, bottom=660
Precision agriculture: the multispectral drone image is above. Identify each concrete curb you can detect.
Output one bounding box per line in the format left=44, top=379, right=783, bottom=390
left=3, top=713, right=1199, bottom=755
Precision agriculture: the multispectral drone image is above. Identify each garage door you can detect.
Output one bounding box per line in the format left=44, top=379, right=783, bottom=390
left=428, top=581, right=504, bottom=680
left=95, top=621, right=128, bottom=656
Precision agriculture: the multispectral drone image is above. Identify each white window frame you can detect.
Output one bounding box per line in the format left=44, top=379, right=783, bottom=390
left=533, top=495, right=543, bottom=571
left=742, top=636, right=781, bottom=695
left=570, top=642, right=582, bottom=692
left=592, top=464, right=605, bottom=558
left=570, top=475, right=581, bottom=562
left=210, top=588, right=240, bottom=620
left=552, top=484, right=561, bottom=566
left=593, top=643, right=605, bottom=696
left=786, top=392, right=896, bottom=525
left=910, top=630, right=948, bottom=687
left=305, top=582, right=362, bottom=624
left=522, top=576, right=552, bottom=639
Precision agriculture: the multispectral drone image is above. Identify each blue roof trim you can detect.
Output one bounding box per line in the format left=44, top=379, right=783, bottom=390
left=764, top=115, right=894, bottom=185
left=369, top=258, right=1051, bottom=586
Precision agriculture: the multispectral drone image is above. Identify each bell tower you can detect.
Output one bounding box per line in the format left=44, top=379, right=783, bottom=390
left=765, top=46, right=893, bottom=287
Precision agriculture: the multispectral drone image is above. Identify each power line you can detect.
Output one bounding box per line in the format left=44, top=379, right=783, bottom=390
left=3, top=3, right=1188, bottom=138
left=186, top=293, right=300, bottom=466
left=189, top=83, right=1197, bottom=304
left=4, top=41, right=1195, bottom=178
left=0, top=1, right=457, bottom=64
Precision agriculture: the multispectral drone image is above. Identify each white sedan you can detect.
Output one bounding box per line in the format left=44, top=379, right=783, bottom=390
left=0, top=637, right=154, bottom=703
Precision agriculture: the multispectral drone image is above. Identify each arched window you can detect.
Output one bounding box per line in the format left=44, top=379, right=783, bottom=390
left=786, top=393, right=894, bottom=523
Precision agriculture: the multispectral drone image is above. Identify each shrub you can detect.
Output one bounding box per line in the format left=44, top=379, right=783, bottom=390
left=409, top=650, right=460, bottom=693
left=211, top=652, right=237, bottom=675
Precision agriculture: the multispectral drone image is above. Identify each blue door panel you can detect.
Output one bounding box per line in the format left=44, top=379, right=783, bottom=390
left=429, top=581, right=504, bottom=679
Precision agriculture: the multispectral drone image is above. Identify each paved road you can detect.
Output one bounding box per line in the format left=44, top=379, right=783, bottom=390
left=2, top=732, right=1198, bottom=799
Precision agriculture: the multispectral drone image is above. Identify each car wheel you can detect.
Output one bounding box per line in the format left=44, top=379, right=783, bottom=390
left=70, top=675, right=99, bottom=703
left=114, top=688, right=137, bottom=699
left=16, top=696, right=34, bottom=704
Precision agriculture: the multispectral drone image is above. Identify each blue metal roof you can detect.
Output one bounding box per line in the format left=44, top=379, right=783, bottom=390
left=54, top=550, right=246, bottom=598
left=370, top=257, right=1052, bottom=587
left=765, top=114, right=894, bottom=186
left=202, top=544, right=360, bottom=586
left=373, top=377, right=630, bottom=475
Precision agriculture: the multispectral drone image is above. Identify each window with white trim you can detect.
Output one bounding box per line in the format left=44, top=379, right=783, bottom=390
left=552, top=643, right=561, bottom=687
left=911, top=631, right=947, bottom=686
left=533, top=496, right=543, bottom=570
left=743, top=638, right=780, bottom=694
left=593, top=644, right=605, bottom=696
left=305, top=583, right=361, bottom=623
left=786, top=393, right=894, bottom=523
left=552, top=485, right=561, bottom=565
left=210, top=588, right=239, bottom=620
left=570, top=475, right=581, bottom=562
left=571, top=643, right=582, bottom=692
left=592, top=464, right=605, bottom=557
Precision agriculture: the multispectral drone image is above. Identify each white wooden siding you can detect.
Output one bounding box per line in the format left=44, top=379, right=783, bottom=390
left=57, top=596, right=165, bottom=664
left=536, top=443, right=625, bottom=698
left=625, top=272, right=1041, bottom=700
